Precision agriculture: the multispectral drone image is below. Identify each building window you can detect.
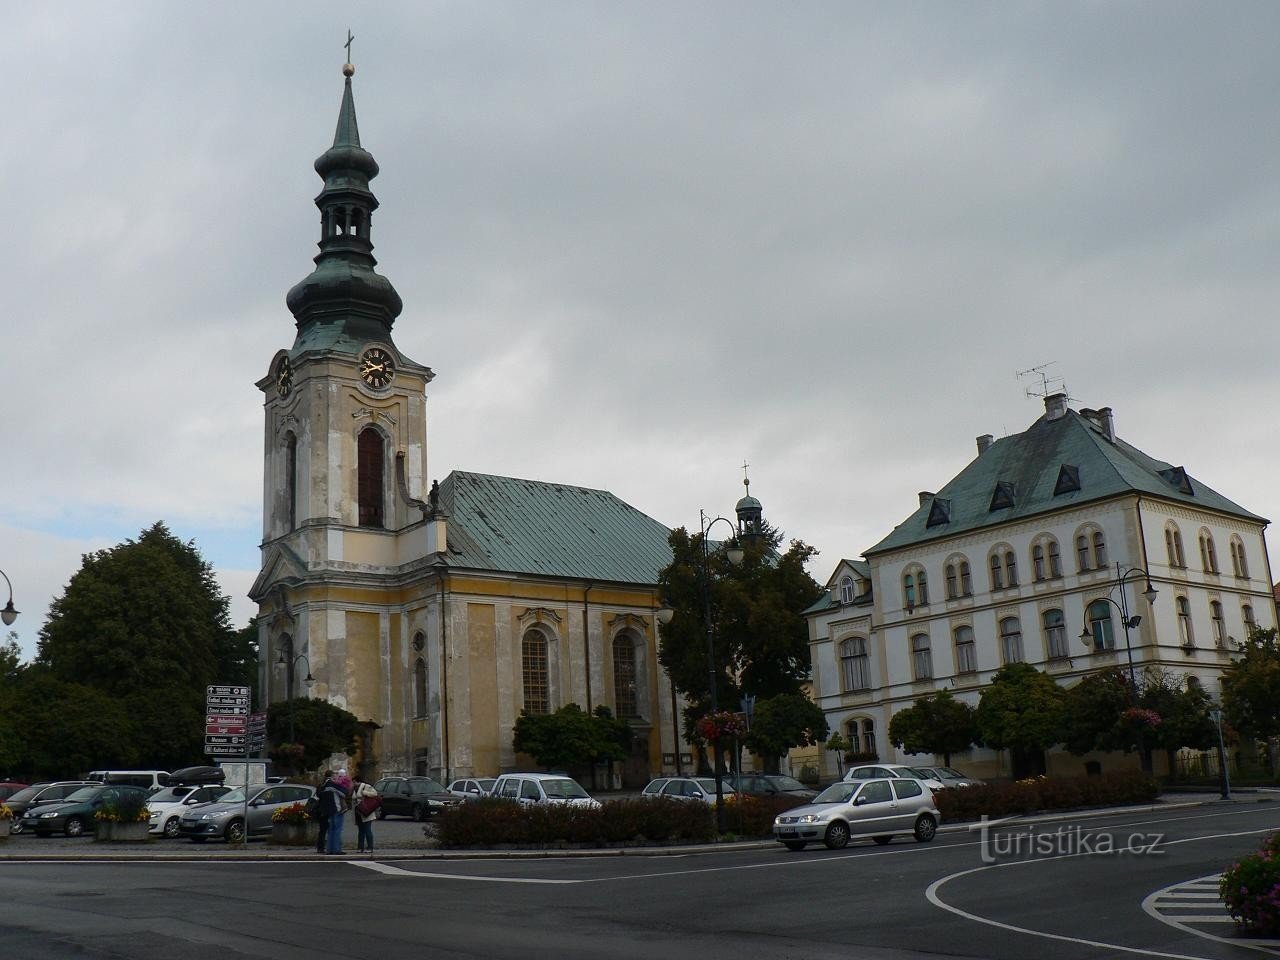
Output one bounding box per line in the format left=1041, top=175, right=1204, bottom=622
left=839, top=576, right=855, bottom=605
left=1199, top=531, right=1219, bottom=574
left=1086, top=600, right=1114, bottom=650
left=902, top=573, right=916, bottom=610
left=911, top=633, right=932, bottom=680
left=990, top=554, right=1004, bottom=591
left=953, top=625, right=977, bottom=674
left=284, top=432, right=298, bottom=531
left=1243, top=604, right=1256, bottom=634
left=1092, top=531, right=1107, bottom=569
left=413, top=656, right=427, bottom=719
left=1048, top=540, right=1063, bottom=578
left=1032, top=544, right=1045, bottom=582
left=917, top=570, right=929, bottom=605
left=945, top=564, right=958, bottom=599
left=521, top=629, right=550, bottom=715
left=613, top=635, right=638, bottom=717
left=1005, top=550, right=1018, bottom=587
left=840, top=637, right=872, bottom=691
left=1230, top=538, right=1250, bottom=579
left=1044, top=609, right=1068, bottom=660
left=1177, top=596, right=1194, bottom=647
left=846, top=717, right=877, bottom=757
left=1166, top=524, right=1186, bottom=567
left=999, top=617, right=1024, bottom=664
left=959, top=561, right=972, bottom=597
left=357, top=427, right=385, bottom=528
left=1210, top=601, right=1226, bottom=648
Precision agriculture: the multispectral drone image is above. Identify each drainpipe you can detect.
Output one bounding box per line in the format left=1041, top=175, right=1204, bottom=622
left=433, top=558, right=450, bottom=783
left=582, top=582, right=595, bottom=713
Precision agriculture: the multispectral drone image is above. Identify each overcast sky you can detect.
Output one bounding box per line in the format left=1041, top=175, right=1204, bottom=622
left=4, top=2, right=1278, bottom=662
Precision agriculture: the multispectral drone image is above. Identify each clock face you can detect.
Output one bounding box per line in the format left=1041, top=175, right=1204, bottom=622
left=359, top=347, right=396, bottom=389
left=275, top=356, right=293, bottom=398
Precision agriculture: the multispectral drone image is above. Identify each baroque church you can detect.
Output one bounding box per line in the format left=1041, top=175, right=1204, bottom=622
left=248, top=63, right=737, bottom=784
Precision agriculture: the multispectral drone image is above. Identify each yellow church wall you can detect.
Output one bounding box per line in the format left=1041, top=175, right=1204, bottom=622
left=344, top=611, right=384, bottom=728
left=466, top=603, right=501, bottom=777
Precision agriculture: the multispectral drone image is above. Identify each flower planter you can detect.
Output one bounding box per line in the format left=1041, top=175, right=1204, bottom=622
left=0, top=819, right=11, bottom=840
left=95, top=820, right=150, bottom=842
left=271, top=821, right=317, bottom=846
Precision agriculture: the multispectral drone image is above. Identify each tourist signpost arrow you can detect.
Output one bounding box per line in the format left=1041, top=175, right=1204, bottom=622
left=205, top=685, right=254, bottom=840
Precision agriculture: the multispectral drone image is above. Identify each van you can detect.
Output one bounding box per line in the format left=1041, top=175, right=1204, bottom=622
left=85, top=770, right=169, bottom=793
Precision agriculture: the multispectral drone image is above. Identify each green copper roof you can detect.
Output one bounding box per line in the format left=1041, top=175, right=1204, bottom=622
left=867, top=408, right=1265, bottom=556
left=438, top=471, right=673, bottom=584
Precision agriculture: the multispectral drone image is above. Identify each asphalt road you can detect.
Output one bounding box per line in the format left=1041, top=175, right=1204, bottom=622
left=2, top=802, right=1277, bottom=959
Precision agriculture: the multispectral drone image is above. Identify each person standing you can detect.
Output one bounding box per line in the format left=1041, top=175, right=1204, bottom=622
left=322, top=770, right=350, bottom=854
left=314, top=769, right=334, bottom=854
left=351, top=774, right=380, bottom=855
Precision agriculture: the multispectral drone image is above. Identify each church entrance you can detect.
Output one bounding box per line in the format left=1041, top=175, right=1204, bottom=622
left=621, top=728, right=651, bottom=788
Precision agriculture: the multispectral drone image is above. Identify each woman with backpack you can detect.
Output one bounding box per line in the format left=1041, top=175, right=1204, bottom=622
left=351, top=774, right=380, bottom=855
left=320, top=770, right=350, bottom=854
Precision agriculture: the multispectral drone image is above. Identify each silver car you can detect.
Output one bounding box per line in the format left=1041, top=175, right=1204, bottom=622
left=913, top=765, right=984, bottom=788
left=773, top=777, right=940, bottom=851
left=178, top=783, right=315, bottom=843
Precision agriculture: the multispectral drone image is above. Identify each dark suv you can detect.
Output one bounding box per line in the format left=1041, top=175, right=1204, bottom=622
left=21, top=784, right=150, bottom=837
left=6, top=781, right=97, bottom=832
left=373, top=776, right=461, bottom=821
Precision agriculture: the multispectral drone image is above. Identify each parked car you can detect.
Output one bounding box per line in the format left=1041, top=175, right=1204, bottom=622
left=773, top=777, right=941, bottom=851
left=640, top=778, right=670, bottom=797
left=147, top=784, right=234, bottom=837
left=843, top=764, right=945, bottom=791
left=373, top=776, right=462, bottom=821
left=490, top=773, right=601, bottom=808
left=6, top=781, right=97, bottom=832
left=724, top=774, right=818, bottom=800
left=167, top=766, right=226, bottom=787
left=642, top=777, right=721, bottom=804
left=85, top=770, right=169, bottom=793
left=0, top=781, right=27, bottom=802
left=447, top=778, right=496, bottom=800
left=21, top=784, right=151, bottom=837
left=912, top=766, right=984, bottom=788
left=179, top=783, right=315, bottom=843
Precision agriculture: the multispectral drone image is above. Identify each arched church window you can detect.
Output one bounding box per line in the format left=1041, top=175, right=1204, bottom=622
left=285, top=432, right=298, bottom=532
left=357, top=427, right=385, bottom=528
left=613, top=634, right=638, bottom=718
left=414, top=656, right=427, bottom=719
left=521, top=629, right=550, bottom=715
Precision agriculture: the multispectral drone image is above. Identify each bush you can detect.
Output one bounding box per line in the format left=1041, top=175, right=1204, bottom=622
left=1221, top=833, right=1280, bottom=936
left=933, top=770, right=1158, bottom=822
left=721, top=794, right=805, bottom=838
left=94, top=791, right=150, bottom=824
left=435, top=797, right=717, bottom=848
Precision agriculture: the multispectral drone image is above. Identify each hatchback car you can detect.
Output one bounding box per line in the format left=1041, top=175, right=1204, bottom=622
left=773, top=778, right=940, bottom=851
left=843, top=764, right=945, bottom=791
left=725, top=774, right=818, bottom=800
left=147, top=784, right=234, bottom=837
left=374, top=776, right=461, bottom=820
left=491, top=773, right=600, bottom=808
left=179, top=783, right=315, bottom=843
left=21, top=784, right=150, bottom=837
left=6, top=781, right=97, bottom=832
left=447, top=778, right=496, bottom=800
left=912, top=765, right=984, bottom=788
left=648, top=777, right=721, bottom=804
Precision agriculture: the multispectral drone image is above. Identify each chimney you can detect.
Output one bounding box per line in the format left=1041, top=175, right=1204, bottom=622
left=1099, top=406, right=1115, bottom=442
left=976, top=434, right=993, bottom=455
left=918, top=491, right=934, bottom=507
left=1044, top=392, right=1068, bottom=421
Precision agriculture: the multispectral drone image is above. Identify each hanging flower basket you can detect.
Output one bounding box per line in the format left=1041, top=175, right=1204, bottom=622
left=697, top=710, right=749, bottom=742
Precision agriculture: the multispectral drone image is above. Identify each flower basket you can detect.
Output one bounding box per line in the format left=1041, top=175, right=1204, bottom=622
left=96, top=820, right=150, bottom=842
left=0, top=818, right=10, bottom=840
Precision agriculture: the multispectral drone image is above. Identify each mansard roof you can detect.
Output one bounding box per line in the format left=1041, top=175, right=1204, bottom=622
left=437, top=471, right=673, bottom=584
left=867, top=406, right=1265, bottom=556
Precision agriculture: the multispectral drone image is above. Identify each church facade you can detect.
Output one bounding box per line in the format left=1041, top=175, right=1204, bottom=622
left=249, top=65, right=689, bottom=784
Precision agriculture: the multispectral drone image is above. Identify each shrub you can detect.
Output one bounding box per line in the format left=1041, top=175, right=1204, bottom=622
left=94, top=792, right=150, bottom=824
left=0, top=805, right=12, bottom=821
left=721, top=794, right=805, bottom=838
left=435, top=797, right=720, bottom=848
left=1220, top=833, right=1280, bottom=936
left=271, top=802, right=310, bottom=825
left=932, top=770, right=1158, bottom=822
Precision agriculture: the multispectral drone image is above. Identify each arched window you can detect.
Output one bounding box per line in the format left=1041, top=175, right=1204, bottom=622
left=1086, top=600, right=1114, bottom=650
left=521, top=629, right=550, bottom=714
left=1230, top=537, right=1250, bottom=579
left=902, top=573, right=916, bottom=610
left=1004, top=550, right=1018, bottom=587
left=1243, top=604, right=1257, bottom=634
left=1199, top=530, right=1219, bottom=574
left=911, top=633, right=932, bottom=680
left=953, top=625, right=977, bottom=674
left=839, top=576, right=855, bottom=605
left=1166, top=524, right=1185, bottom=568
left=1092, top=531, right=1107, bottom=569
left=917, top=570, right=929, bottom=605
left=1210, top=601, right=1226, bottom=648
left=999, top=617, right=1023, bottom=664
left=990, top=554, right=1004, bottom=591
left=357, top=427, right=385, bottom=528
left=1177, top=596, right=1194, bottom=647
left=1032, top=543, right=1046, bottom=582
left=959, top=561, right=972, bottom=597
left=285, top=432, right=298, bottom=532
left=414, top=657, right=427, bottom=719
left=1076, top=534, right=1091, bottom=572
left=1043, top=609, right=1068, bottom=660
left=613, top=634, right=638, bottom=717
left=1048, top=540, right=1063, bottom=578
left=945, top=563, right=958, bottom=599
left=846, top=717, right=877, bottom=757
left=840, top=637, right=871, bottom=691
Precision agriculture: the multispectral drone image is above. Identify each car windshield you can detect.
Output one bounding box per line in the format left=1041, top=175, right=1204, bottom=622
left=939, top=768, right=965, bottom=778
left=541, top=779, right=590, bottom=799
left=6, top=784, right=48, bottom=803
left=415, top=779, right=446, bottom=793
left=64, top=787, right=101, bottom=802
left=768, top=776, right=808, bottom=791
left=151, top=787, right=193, bottom=803
left=218, top=788, right=247, bottom=804
left=814, top=782, right=859, bottom=803
left=477, top=780, right=495, bottom=791
left=906, top=768, right=935, bottom=779
left=695, top=779, right=718, bottom=792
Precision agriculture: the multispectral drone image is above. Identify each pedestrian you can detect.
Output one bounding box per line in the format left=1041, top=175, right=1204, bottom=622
left=314, top=769, right=334, bottom=854
left=323, top=769, right=351, bottom=854
left=351, top=774, right=380, bottom=855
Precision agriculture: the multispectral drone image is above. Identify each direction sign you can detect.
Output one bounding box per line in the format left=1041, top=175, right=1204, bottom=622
left=207, top=696, right=250, bottom=708
left=207, top=705, right=249, bottom=717
left=205, top=735, right=247, bottom=746
left=206, top=722, right=247, bottom=736
left=248, top=711, right=267, bottom=730
left=207, top=685, right=250, bottom=698
left=205, top=744, right=249, bottom=756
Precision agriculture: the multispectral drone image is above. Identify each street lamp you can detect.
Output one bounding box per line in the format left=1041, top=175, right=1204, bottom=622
left=0, top=569, right=18, bottom=626
left=698, top=509, right=745, bottom=834
left=276, top=634, right=315, bottom=744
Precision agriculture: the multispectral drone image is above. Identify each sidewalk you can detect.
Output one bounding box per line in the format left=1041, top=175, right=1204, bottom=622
left=0, top=793, right=1248, bottom=862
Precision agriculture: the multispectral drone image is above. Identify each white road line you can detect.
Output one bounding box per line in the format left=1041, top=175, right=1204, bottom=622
left=1143, top=873, right=1280, bottom=957
left=347, top=860, right=580, bottom=883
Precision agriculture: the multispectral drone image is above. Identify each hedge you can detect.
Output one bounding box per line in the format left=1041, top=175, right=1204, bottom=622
left=932, top=770, right=1159, bottom=822
left=1220, top=832, right=1280, bottom=936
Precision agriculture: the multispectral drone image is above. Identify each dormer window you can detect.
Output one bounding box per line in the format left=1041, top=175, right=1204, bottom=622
left=926, top=497, right=951, bottom=528
left=1160, top=466, right=1195, bottom=496
left=839, top=576, right=855, bottom=605
left=1054, top=464, right=1081, bottom=496
left=989, top=481, right=1016, bottom=511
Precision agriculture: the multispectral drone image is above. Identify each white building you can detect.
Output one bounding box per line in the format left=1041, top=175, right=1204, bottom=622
left=807, top=394, right=1276, bottom=780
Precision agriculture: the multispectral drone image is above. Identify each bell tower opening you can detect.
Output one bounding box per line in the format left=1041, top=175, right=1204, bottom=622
left=358, top=427, right=385, bottom=528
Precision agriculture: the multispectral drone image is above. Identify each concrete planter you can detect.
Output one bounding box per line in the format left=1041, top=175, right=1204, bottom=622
left=0, top=818, right=11, bottom=839
left=271, top=821, right=318, bottom=846
left=95, top=820, right=150, bottom=842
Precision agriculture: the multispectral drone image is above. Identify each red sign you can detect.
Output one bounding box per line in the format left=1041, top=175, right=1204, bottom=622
left=206, top=722, right=247, bottom=735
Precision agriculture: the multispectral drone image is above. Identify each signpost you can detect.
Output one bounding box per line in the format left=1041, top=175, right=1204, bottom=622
left=206, top=685, right=252, bottom=843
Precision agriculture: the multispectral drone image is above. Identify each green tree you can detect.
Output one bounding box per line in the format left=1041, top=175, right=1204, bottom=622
left=34, top=522, right=241, bottom=771
left=975, top=663, right=1066, bottom=776
left=1061, top=668, right=1133, bottom=756
left=1139, top=669, right=1216, bottom=774
left=9, top=667, right=138, bottom=777
left=825, top=731, right=850, bottom=777
left=743, top=693, right=829, bottom=773
left=888, top=689, right=979, bottom=765
left=1222, top=628, right=1280, bottom=742
left=266, top=697, right=361, bottom=775
left=512, top=703, right=631, bottom=773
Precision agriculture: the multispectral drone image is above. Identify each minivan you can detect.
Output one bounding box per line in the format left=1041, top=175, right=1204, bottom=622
left=85, top=770, right=169, bottom=793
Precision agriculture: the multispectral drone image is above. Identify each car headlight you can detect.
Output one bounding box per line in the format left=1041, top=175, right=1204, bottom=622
left=39, top=811, right=59, bottom=818
left=199, top=813, right=216, bottom=820
left=798, top=814, right=825, bottom=823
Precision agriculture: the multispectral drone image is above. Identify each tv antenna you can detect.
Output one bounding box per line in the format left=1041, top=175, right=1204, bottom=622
left=1016, top=362, right=1069, bottom=401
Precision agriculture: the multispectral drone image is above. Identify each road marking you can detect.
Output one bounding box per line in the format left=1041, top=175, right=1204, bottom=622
left=1143, top=874, right=1280, bottom=957
left=347, top=860, right=580, bottom=883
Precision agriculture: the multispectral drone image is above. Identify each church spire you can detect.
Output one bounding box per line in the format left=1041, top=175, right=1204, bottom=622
left=286, top=57, right=403, bottom=351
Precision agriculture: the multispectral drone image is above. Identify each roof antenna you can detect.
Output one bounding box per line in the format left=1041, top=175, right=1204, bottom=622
left=1016, top=362, right=1072, bottom=403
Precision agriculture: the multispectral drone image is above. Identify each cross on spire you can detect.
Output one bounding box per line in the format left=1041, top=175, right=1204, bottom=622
left=742, top=459, right=751, bottom=495
left=344, top=30, right=355, bottom=64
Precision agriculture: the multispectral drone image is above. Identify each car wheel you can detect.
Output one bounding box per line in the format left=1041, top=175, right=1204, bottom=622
left=873, top=835, right=893, bottom=846
left=375, top=806, right=386, bottom=821
left=163, top=817, right=181, bottom=839
left=783, top=840, right=806, bottom=852
left=64, top=817, right=85, bottom=838
left=225, top=819, right=246, bottom=844
left=411, top=803, right=425, bottom=822
left=914, top=814, right=937, bottom=843
left=823, top=821, right=850, bottom=850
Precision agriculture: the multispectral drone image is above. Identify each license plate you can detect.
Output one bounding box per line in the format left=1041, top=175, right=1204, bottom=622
left=777, top=829, right=797, bottom=837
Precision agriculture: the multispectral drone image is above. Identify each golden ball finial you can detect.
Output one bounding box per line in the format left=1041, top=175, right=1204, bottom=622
left=343, top=62, right=355, bottom=78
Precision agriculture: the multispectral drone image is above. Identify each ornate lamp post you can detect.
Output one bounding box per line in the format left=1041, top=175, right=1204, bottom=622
left=0, top=569, right=18, bottom=626
left=277, top=634, right=315, bottom=744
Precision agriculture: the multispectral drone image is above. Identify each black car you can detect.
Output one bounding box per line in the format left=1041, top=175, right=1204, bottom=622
left=6, top=781, right=97, bottom=831
left=372, top=776, right=461, bottom=821
left=21, top=784, right=150, bottom=837
left=723, top=774, right=818, bottom=801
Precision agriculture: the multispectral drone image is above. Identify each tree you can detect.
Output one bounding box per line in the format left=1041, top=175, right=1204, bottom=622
left=1061, top=669, right=1134, bottom=756
left=825, top=731, right=849, bottom=778
left=8, top=667, right=138, bottom=777
left=888, top=689, right=978, bottom=765
left=266, top=697, right=361, bottom=775
left=512, top=703, right=632, bottom=774
left=743, top=693, right=829, bottom=773
left=1222, top=628, right=1280, bottom=742
left=34, top=523, right=240, bottom=771
left=1139, top=669, right=1216, bottom=775
left=975, top=663, right=1066, bottom=777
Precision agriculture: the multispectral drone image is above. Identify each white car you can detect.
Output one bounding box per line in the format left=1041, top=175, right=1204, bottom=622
left=843, top=764, right=945, bottom=792
left=490, top=773, right=600, bottom=808
left=447, top=778, right=496, bottom=800
left=645, top=777, right=720, bottom=804
left=147, top=784, right=233, bottom=837
left=912, top=766, right=985, bottom=788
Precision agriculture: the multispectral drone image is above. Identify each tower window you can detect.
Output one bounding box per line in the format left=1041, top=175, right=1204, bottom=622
left=285, top=432, right=298, bottom=532
left=414, top=655, right=427, bottom=719
left=357, top=427, right=385, bottom=528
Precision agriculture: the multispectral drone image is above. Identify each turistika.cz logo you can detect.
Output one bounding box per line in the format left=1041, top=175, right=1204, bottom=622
left=973, top=815, right=1165, bottom=864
